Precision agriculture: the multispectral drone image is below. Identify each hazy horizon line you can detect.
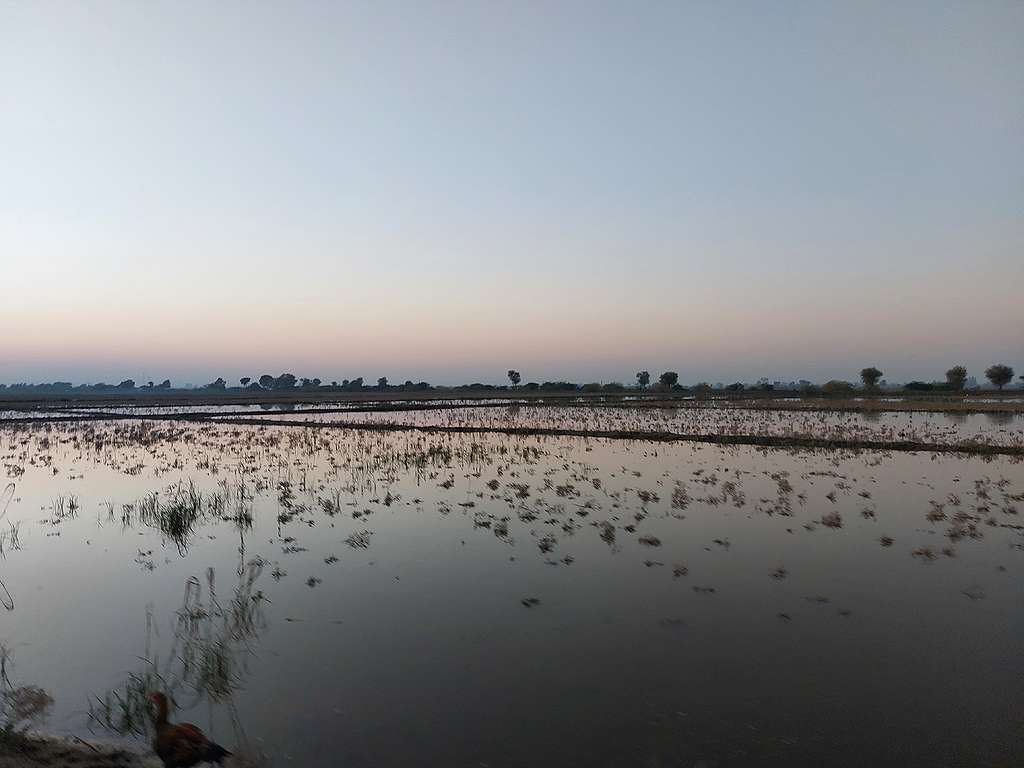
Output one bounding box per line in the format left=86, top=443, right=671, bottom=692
left=1, top=368, right=1017, bottom=390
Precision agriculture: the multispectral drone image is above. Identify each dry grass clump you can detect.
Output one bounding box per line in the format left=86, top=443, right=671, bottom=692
left=0, top=645, right=54, bottom=747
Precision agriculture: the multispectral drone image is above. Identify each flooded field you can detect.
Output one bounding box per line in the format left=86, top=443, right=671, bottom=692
left=217, top=404, right=1024, bottom=448
left=1, top=417, right=1022, bottom=766
left=4, top=400, right=1024, bottom=450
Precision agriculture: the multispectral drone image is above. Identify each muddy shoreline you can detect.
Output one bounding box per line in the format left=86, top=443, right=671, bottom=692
left=0, top=734, right=155, bottom=768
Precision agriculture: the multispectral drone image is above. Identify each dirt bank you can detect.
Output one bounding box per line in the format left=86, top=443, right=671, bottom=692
left=0, top=734, right=157, bottom=768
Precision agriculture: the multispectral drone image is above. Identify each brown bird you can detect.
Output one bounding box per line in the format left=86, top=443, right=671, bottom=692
left=150, top=692, right=232, bottom=767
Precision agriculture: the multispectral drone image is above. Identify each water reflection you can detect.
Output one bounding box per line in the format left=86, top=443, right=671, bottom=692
left=89, top=561, right=268, bottom=763
left=1, top=644, right=54, bottom=737
left=110, top=475, right=258, bottom=557
left=0, top=420, right=1021, bottom=767
left=986, top=411, right=1016, bottom=427
left=0, top=483, right=19, bottom=610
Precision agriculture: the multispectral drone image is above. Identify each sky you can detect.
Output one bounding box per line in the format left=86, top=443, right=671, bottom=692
left=1, top=1, right=1022, bottom=387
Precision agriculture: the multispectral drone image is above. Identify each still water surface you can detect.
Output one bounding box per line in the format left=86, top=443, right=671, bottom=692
left=1, top=420, right=1021, bottom=766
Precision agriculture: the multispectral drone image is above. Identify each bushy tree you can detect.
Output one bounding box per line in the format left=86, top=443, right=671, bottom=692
left=658, top=371, right=679, bottom=387
left=273, top=373, right=297, bottom=390
left=945, top=366, right=967, bottom=391
left=206, top=377, right=227, bottom=390
left=507, top=370, right=521, bottom=388
left=377, top=377, right=388, bottom=390
left=822, top=379, right=854, bottom=395
left=117, top=379, right=136, bottom=390
left=240, top=377, right=251, bottom=387
left=985, top=364, right=1014, bottom=390
left=860, top=367, right=882, bottom=389
left=157, top=379, right=171, bottom=390
left=258, top=374, right=274, bottom=389
left=636, top=371, right=650, bottom=389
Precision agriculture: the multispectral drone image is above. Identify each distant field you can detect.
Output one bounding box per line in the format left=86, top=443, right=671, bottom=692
left=2, top=391, right=1022, bottom=456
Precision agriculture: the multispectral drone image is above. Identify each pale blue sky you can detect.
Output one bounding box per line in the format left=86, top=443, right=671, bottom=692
left=1, top=1, right=1021, bottom=385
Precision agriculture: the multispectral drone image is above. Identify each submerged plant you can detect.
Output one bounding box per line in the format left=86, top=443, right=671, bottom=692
left=0, top=645, right=54, bottom=744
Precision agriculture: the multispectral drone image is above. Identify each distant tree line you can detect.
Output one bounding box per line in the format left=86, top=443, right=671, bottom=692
left=1, top=363, right=1019, bottom=395
left=809, top=363, right=1018, bottom=394
left=0, top=379, right=174, bottom=393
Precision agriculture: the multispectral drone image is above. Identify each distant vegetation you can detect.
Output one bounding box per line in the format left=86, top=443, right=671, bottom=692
left=985, top=364, right=1014, bottom=391
left=946, top=366, right=968, bottom=391
left=860, top=367, right=883, bottom=389
left=1, top=363, right=1020, bottom=396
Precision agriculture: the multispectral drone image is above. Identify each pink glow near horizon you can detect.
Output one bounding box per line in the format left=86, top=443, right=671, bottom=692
left=1, top=3, right=1021, bottom=385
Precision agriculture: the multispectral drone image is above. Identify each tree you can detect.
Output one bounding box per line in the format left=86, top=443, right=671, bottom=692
left=822, top=379, right=854, bottom=395
left=636, top=371, right=650, bottom=389
left=658, top=371, right=678, bottom=388
left=157, top=379, right=171, bottom=390
left=117, top=379, right=136, bottom=390
left=258, top=374, right=274, bottom=389
left=507, top=370, right=521, bottom=388
left=205, top=377, right=226, bottom=390
left=273, top=373, right=297, bottom=390
left=985, top=364, right=1014, bottom=390
left=860, top=367, right=882, bottom=389
left=377, top=377, right=388, bottom=390
left=945, top=366, right=967, bottom=391
left=240, top=377, right=251, bottom=388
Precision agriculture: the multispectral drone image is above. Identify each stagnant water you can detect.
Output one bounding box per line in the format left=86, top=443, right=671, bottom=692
left=216, top=405, right=1024, bottom=447
left=0, top=420, right=1022, bottom=767
left=5, top=402, right=1024, bottom=447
